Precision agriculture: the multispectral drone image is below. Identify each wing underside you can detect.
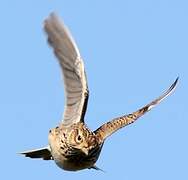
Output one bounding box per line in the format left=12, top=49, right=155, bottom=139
left=19, top=146, right=52, bottom=160
left=44, top=13, right=89, bottom=126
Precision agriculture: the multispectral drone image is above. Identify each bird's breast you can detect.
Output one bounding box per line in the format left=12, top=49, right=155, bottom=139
left=51, top=144, right=103, bottom=171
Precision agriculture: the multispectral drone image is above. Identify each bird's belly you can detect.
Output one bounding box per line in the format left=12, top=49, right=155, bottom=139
left=54, top=155, right=95, bottom=171
left=51, top=146, right=102, bottom=171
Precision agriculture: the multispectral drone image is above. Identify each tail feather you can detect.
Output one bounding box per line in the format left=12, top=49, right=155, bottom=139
left=89, top=165, right=105, bottom=172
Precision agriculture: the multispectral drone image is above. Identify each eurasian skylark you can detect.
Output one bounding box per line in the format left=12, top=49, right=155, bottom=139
left=20, top=13, right=178, bottom=171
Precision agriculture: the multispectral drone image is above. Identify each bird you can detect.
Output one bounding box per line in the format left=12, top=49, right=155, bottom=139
left=20, top=12, right=179, bottom=172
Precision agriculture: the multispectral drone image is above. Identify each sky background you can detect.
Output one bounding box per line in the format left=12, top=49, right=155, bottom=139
left=0, top=0, right=187, bottom=179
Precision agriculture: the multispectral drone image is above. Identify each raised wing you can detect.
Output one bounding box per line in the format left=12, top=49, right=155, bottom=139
left=95, top=78, right=179, bottom=143
left=44, top=13, right=89, bottom=126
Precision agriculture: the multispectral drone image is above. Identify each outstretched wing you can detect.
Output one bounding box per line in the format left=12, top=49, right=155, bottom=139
left=44, top=13, right=89, bottom=126
left=95, top=78, right=179, bottom=143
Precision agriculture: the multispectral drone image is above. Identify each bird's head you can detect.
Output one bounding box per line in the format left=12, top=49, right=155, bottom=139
left=66, top=123, right=98, bottom=156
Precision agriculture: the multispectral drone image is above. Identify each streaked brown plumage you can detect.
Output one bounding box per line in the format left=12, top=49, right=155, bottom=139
left=20, top=12, right=178, bottom=171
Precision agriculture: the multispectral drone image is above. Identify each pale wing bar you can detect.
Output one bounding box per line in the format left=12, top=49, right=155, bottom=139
left=44, top=13, right=89, bottom=126
left=95, top=78, right=178, bottom=142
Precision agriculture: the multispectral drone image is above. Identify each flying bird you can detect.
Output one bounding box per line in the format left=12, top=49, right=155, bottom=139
left=20, top=13, right=178, bottom=171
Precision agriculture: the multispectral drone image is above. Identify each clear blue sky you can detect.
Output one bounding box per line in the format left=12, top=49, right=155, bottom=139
left=0, top=0, right=187, bottom=179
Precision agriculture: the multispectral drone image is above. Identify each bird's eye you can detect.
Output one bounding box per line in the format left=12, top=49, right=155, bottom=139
left=76, top=135, right=82, bottom=142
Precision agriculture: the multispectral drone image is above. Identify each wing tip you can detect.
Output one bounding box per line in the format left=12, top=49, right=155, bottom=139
left=173, top=76, right=179, bottom=87
left=44, top=12, right=56, bottom=25
left=18, top=151, right=32, bottom=158
left=168, top=76, right=179, bottom=94
left=148, top=76, right=179, bottom=110
left=18, top=148, right=52, bottom=160
left=43, top=12, right=61, bottom=29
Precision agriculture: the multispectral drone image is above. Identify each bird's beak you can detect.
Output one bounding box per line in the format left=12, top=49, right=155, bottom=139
left=82, top=148, right=89, bottom=156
